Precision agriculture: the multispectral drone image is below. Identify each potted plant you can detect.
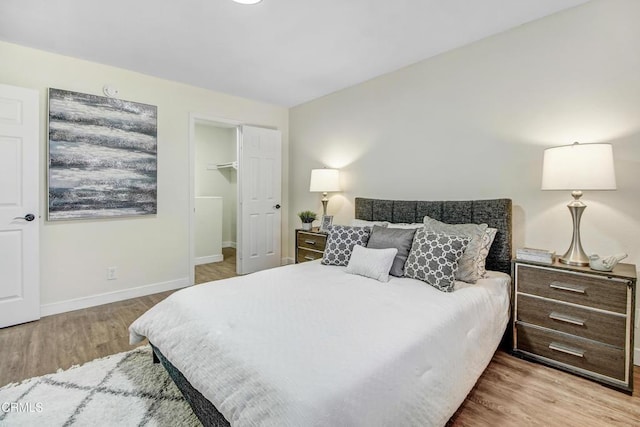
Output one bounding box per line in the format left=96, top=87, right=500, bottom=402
left=298, top=210, right=317, bottom=230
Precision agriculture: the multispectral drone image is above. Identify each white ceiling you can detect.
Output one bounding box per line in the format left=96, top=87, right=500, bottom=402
left=0, top=0, right=589, bottom=107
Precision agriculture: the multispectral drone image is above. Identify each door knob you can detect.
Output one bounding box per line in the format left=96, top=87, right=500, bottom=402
left=14, top=214, right=35, bottom=222
left=274, top=204, right=281, bottom=209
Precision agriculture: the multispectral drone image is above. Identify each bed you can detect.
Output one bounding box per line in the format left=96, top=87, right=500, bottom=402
left=130, top=198, right=513, bottom=427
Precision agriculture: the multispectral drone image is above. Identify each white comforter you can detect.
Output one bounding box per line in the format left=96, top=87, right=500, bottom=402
left=130, top=261, right=510, bottom=427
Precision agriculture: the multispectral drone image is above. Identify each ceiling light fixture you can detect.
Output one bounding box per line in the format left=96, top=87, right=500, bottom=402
left=232, top=0, right=262, bottom=4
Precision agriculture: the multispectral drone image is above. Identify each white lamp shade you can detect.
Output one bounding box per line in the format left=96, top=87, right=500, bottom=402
left=309, top=169, right=340, bottom=192
left=541, top=143, right=616, bottom=191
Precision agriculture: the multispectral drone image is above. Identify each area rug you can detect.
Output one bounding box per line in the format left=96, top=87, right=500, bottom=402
left=0, top=345, right=200, bottom=426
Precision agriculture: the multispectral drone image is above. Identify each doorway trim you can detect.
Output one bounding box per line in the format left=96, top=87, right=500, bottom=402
left=188, top=113, right=241, bottom=285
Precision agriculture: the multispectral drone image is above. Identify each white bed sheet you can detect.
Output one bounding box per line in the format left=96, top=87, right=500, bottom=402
left=130, top=261, right=510, bottom=427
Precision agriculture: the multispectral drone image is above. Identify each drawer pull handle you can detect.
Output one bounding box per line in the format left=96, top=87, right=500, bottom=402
left=304, top=256, right=315, bottom=261
left=549, top=312, right=585, bottom=326
left=549, top=281, right=586, bottom=294
left=549, top=342, right=585, bottom=358
left=304, top=240, right=316, bottom=245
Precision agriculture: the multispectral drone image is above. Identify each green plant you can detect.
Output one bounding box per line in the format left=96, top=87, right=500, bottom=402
left=297, top=210, right=317, bottom=223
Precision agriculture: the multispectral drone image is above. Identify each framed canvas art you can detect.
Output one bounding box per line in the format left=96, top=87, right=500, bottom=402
left=47, top=88, right=157, bottom=220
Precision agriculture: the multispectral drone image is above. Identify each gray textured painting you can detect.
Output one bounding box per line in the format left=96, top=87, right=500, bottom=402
left=48, top=88, right=157, bottom=220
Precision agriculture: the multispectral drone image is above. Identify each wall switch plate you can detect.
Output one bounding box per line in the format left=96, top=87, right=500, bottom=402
left=107, top=267, right=117, bottom=280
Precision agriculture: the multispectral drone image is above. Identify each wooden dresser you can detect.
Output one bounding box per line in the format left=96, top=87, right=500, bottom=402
left=295, top=229, right=327, bottom=263
left=512, top=259, right=636, bottom=393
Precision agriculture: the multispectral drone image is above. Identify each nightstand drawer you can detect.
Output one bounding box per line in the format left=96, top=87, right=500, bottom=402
left=297, top=248, right=323, bottom=263
left=516, top=323, right=625, bottom=381
left=297, top=232, right=326, bottom=251
left=517, top=265, right=628, bottom=314
left=517, top=294, right=626, bottom=347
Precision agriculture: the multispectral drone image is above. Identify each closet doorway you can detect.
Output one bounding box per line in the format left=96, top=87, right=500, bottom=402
left=188, top=114, right=283, bottom=284
left=190, top=116, right=239, bottom=283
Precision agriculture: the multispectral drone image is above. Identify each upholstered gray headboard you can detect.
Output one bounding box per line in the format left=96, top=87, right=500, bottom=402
left=355, top=198, right=513, bottom=274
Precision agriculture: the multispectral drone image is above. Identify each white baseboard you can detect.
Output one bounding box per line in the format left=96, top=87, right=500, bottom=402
left=195, top=254, right=223, bottom=265
left=281, top=257, right=295, bottom=265
left=223, top=241, right=236, bottom=248
left=40, top=277, right=190, bottom=317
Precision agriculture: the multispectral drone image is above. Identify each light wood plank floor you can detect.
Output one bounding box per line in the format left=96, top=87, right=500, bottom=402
left=1, top=247, right=638, bottom=425
left=0, top=248, right=237, bottom=387
left=448, top=351, right=640, bottom=426
left=195, top=247, right=237, bottom=285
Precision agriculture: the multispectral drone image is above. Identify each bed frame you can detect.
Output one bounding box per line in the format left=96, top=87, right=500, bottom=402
left=151, top=197, right=513, bottom=426
left=151, top=344, right=229, bottom=427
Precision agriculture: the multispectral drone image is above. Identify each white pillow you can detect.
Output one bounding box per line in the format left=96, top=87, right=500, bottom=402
left=345, top=245, right=398, bottom=282
left=387, top=223, right=424, bottom=229
left=351, top=219, right=389, bottom=228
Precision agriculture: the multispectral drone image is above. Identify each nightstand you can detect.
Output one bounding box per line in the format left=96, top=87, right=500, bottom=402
left=295, top=228, right=327, bottom=263
left=512, top=259, right=636, bottom=393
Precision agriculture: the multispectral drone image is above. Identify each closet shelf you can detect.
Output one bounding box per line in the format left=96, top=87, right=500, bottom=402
left=207, top=161, right=237, bottom=171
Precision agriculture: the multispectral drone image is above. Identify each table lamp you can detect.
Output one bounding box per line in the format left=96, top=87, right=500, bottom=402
left=309, top=168, right=340, bottom=216
left=541, top=142, right=616, bottom=266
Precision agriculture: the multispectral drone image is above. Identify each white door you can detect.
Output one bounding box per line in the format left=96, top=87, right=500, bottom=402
left=238, top=126, right=281, bottom=274
left=0, top=84, right=40, bottom=328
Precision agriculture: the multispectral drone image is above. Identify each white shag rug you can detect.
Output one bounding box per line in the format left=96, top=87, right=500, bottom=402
left=0, top=345, right=200, bottom=426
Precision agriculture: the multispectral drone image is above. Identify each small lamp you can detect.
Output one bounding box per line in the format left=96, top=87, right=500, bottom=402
left=309, top=168, right=340, bottom=216
left=541, top=142, right=616, bottom=266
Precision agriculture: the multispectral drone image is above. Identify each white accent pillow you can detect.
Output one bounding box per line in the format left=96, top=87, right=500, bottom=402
left=345, top=245, right=398, bottom=283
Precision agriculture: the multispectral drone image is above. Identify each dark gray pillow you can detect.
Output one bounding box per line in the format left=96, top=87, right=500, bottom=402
left=367, top=225, right=417, bottom=277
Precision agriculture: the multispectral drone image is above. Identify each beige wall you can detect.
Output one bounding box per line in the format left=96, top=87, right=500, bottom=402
left=290, top=0, right=640, bottom=357
left=0, top=40, right=289, bottom=310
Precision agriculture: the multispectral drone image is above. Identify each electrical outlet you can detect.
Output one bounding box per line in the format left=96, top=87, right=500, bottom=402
left=107, top=267, right=117, bottom=280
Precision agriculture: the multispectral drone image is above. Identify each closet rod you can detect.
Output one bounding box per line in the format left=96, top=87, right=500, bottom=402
left=207, top=161, right=237, bottom=170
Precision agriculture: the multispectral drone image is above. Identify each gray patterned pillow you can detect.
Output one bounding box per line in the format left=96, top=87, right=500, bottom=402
left=404, top=229, right=470, bottom=292
left=321, top=225, right=371, bottom=266
left=422, top=215, right=488, bottom=284
left=478, top=228, right=498, bottom=278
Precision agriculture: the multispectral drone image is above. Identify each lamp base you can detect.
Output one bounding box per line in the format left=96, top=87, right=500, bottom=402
left=558, top=191, right=589, bottom=266
left=558, top=254, right=590, bottom=266
left=321, top=192, right=328, bottom=216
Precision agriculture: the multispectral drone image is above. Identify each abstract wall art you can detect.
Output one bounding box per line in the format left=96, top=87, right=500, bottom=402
left=47, top=88, right=157, bottom=220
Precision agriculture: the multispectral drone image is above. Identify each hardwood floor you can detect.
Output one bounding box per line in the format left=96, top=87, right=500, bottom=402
left=0, top=248, right=237, bottom=387
left=448, top=351, right=640, bottom=426
left=195, top=247, right=238, bottom=284
left=0, top=290, right=173, bottom=387
left=1, top=247, right=638, bottom=425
